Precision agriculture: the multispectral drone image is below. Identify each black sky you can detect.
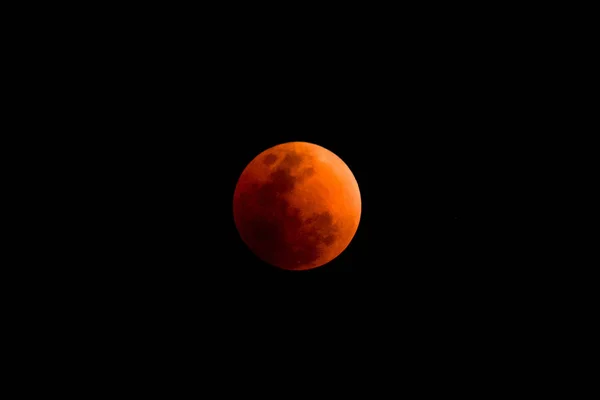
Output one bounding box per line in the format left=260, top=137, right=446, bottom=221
left=105, top=55, right=504, bottom=319
left=69, top=9, right=538, bottom=376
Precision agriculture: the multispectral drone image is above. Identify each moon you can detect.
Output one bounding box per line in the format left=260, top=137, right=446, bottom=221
left=233, top=142, right=361, bottom=271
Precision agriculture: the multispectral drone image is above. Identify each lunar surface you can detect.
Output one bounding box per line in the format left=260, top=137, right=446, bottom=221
left=233, top=142, right=361, bottom=271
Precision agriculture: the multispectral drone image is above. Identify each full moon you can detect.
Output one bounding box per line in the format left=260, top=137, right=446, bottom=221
left=233, top=142, right=361, bottom=271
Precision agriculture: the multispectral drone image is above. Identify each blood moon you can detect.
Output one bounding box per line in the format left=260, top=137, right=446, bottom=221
left=233, top=142, right=361, bottom=271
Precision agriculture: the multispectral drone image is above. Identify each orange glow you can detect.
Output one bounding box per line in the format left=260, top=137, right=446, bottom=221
left=233, top=142, right=361, bottom=270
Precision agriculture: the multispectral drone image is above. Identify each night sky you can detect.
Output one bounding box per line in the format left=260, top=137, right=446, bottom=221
left=101, top=31, right=511, bottom=313
left=112, top=98, right=495, bottom=323
left=74, top=9, right=533, bottom=379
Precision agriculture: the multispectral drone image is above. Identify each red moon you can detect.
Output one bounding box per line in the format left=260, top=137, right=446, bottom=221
left=233, top=142, right=361, bottom=271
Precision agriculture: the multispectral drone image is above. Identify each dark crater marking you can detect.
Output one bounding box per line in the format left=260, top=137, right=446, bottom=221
left=263, top=153, right=278, bottom=166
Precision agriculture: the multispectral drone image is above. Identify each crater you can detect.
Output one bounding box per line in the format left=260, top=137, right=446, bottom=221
left=281, top=151, right=303, bottom=169
left=263, top=153, right=278, bottom=166
left=300, top=167, right=315, bottom=178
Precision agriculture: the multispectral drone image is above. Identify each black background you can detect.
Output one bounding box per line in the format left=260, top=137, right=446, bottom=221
left=90, top=24, right=512, bottom=305
left=4, top=1, right=581, bottom=392
left=40, top=6, right=547, bottom=384
left=100, top=24, right=506, bottom=303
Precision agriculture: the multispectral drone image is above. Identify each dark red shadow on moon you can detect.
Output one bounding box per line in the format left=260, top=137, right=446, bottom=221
left=234, top=150, right=339, bottom=270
